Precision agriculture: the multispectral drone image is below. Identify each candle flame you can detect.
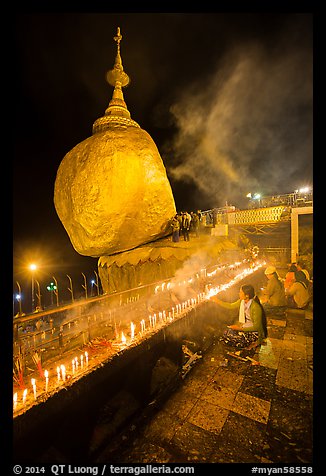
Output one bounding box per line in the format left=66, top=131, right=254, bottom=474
left=130, top=322, right=135, bottom=339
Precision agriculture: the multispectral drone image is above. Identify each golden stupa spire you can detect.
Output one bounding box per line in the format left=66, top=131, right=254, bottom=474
left=106, top=27, right=130, bottom=88
left=92, top=27, right=139, bottom=134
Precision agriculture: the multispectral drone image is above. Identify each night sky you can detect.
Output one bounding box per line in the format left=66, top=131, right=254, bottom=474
left=13, top=10, right=313, bottom=310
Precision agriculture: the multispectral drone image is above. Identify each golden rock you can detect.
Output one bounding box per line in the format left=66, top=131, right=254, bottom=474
left=54, top=28, right=176, bottom=257
left=54, top=127, right=176, bottom=257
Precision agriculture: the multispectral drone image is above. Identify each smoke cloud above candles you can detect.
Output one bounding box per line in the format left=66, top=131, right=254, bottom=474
left=163, top=40, right=312, bottom=209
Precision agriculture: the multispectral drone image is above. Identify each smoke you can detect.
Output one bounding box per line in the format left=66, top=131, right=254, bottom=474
left=164, top=40, right=312, bottom=208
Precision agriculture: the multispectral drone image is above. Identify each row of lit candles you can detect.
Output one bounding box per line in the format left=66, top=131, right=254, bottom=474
left=14, top=260, right=265, bottom=412
left=13, top=351, right=89, bottom=411
left=154, top=260, right=246, bottom=294
left=118, top=294, right=208, bottom=342
left=136, top=294, right=207, bottom=336
left=207, top=261, right=265, bottom=298
left=119, top=262, right=265, bottom=345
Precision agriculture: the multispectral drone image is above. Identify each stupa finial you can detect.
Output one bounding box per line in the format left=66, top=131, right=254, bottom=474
left=106, top=26, right=130, bottom=88
left=92, top=27, right=139, bottom=134
left=114, top=27, right=122, bottom=54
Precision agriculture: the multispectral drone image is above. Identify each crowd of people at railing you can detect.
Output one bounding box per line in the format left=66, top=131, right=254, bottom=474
left=170, top=210, right=203, bottom=242
left=169, top=206, right=238, bottom=242
left=169, top=189, right=313, bottom=243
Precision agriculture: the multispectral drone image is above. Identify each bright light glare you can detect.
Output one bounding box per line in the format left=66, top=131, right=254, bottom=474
left=29, top=263, right=37, bottom=271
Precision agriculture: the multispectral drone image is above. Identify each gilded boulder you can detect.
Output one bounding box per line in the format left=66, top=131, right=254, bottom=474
left=54, top=126, right=176, bottom=257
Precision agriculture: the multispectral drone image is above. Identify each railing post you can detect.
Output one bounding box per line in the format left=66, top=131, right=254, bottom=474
left=87, top=315, right=91, bottom=342
left=13, top=322, right=19, bottom=342
left=82, top=273, right=88, bottom=299
left=59, top=325, right=63, bottom=348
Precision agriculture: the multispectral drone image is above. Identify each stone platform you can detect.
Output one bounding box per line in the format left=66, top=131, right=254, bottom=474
left=96, top=307, right=314, bottom=464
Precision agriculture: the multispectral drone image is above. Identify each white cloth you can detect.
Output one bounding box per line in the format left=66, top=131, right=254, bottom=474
left=239, top=300, right=245, bottom=323
left=239, top=299, right=253, bottom=327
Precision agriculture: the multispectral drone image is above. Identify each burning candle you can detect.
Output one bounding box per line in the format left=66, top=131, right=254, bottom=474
left=80, top=354, right=84, bottom=368
left=130, top=322, right=135, bottom=339
left=121, top=332, right=126, bottom=345
left=84, top=351, right=88, bottom=365
left=57, top=366, right=60, bottom=382
left=72, top=359, right=75, bottom=374
left=22, top=389, right=27, bottom=405
left=149, top=315, right=152, bottom=327
left=140, top=319, right=145, bottom=333
left=44, top=370, right=49, bottom=392
left=153, top=314, right=156, bottom=326
left=13, top=392, right=17, bottom=410
left=75, top=357, right=79, bottom=369
left=31, top=378, right=37, bottom=400
left=60, top=365, right=66, bottom=382
left=172, top=307, right=175, bottom=318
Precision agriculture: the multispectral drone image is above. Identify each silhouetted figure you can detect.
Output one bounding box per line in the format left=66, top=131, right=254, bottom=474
left=170, top=215, right=180, bottom=242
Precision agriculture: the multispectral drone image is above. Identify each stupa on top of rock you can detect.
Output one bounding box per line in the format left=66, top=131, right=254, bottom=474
left=54, top=27, right=176, bottom=257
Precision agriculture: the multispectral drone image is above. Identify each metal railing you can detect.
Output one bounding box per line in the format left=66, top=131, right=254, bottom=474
left=13, top=255, right=259, bottom=383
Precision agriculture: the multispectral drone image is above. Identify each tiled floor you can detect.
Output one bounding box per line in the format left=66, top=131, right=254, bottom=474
left=97, top=307, right=313, bottom=464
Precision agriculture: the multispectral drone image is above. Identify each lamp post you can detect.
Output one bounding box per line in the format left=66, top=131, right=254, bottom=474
left=52, top=276, right=59, bottom=306
left=35, top=279, right=42, bottom=311
left=67, top=275, right=74, bottom=303
left=81, top=273, right=88, bottom=299
left=94, top=270, right=100, bottom=296
left=15, top=281, right=22, bottom=315
left=47, top=281, right=57, bottom=306
left=29, top=263, right=37, bottom=313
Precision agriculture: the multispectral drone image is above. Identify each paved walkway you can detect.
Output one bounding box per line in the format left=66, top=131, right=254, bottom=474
left=97, top=306, right=313, bottom=464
